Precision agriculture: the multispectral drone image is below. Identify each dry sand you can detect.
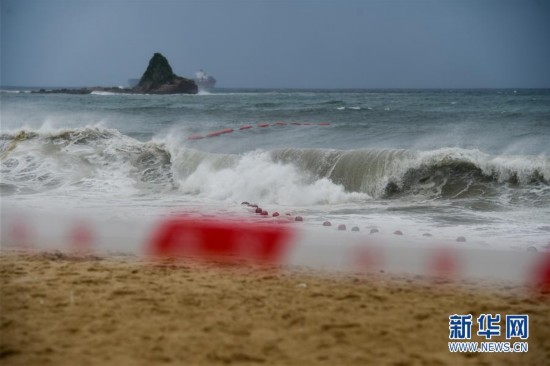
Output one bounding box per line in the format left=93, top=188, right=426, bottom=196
left=0, top=250, right=549, bottom=366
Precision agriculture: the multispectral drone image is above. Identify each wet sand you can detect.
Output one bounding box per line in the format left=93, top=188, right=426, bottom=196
left=0, top=251, right=549, bottom=365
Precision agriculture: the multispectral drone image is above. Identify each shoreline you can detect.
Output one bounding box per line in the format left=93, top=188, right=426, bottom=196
left=1, top=251, right=548, bottom=365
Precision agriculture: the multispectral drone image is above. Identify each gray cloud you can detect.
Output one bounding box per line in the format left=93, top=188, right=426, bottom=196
left=1, top=0, right=549, bottom=88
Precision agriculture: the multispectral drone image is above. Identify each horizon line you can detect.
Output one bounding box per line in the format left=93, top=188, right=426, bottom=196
left=1, top=85, right=549, bottom=91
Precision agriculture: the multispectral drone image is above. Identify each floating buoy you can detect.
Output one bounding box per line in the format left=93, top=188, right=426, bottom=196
left=187, top=134, right=204, bottom=140
left=207, top=128, right=233, bottom=138
left=322, top=221, right=332, bottom=227
left=456, top=236, right=466, bottom=242
left=295, top=216, right=303, bottom=222
left=255, top=207, right=262, bottom=214
left=261, top=210, right=268, bottom=216
left=272, top=212, right=280, bottom=217
left=370, top=228, right=379, bottom=234
left=338, top=224, right=346, bottom=231
left=394, top=230, right=403, bottom=235
left=189, top=121, right=332, bottom=142
left=351, top=226, right=360, bottom=232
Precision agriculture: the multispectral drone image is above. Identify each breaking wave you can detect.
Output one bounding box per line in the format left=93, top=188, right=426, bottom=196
left=271, top=148, right=550, bottom=199
left=0, top=127, right=174, bottom=195
left=1, top=127, right=548, bottom=205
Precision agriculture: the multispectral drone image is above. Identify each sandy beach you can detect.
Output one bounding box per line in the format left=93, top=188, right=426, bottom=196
left=3, top=1, right=549, bottom=365
left=0, top=251, right=548, bottom=366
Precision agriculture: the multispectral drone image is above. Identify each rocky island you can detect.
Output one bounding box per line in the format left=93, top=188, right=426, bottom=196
left=132, top=53, right=197, bottom=94
left=33, top=53, right=198, bottom=95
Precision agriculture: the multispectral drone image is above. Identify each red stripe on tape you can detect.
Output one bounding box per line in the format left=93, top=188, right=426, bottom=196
left=10, top=219, right=33, bottom=249
left=70, top=221, right=94, bottom=253
left=431, top=247, right=459, bottom=278
left=148, top=218, right=294, bottom=263
left=532, top=253, right=550, bottom=292
left=354, top=246, right=384, bottom=272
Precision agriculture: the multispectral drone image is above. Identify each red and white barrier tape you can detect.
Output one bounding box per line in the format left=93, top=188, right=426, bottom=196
left=1, top=208, right=549, bottom=290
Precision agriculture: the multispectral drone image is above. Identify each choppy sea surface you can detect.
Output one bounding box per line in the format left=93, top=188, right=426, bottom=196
left=1, top=88, right=549, bottom=249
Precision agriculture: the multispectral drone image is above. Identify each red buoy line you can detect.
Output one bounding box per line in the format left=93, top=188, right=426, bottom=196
left=187, top=121, right=331, bottom=141
left=241, top=201, right=481, bottom=242
left=206, top=128, right=233, bottom=138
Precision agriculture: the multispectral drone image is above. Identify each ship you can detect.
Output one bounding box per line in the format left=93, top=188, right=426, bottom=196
left=194, top=69, right=216, bottom=92
left=127, top=78, right=140, bottom=88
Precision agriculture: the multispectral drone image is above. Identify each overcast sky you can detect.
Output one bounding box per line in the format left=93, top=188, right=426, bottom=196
left=1, top=0, right=549, bottom=88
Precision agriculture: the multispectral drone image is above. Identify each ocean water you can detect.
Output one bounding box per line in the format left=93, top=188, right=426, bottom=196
left=1, top=89, right=549, bottom=249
